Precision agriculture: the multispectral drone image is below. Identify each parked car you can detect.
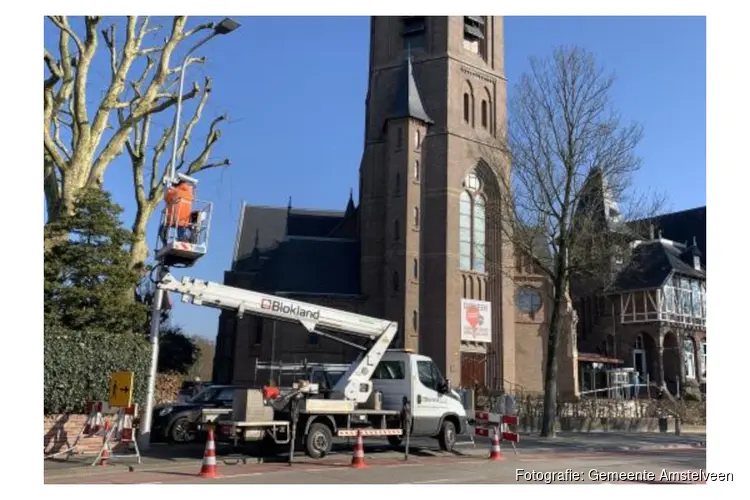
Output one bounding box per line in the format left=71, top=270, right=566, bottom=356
left=152, top=384, right=239, bottom=443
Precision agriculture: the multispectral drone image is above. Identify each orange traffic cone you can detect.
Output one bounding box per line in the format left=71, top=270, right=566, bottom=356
left=98, top=421, right=111, bottom=466
left=198, top=426, right=220, bottom=478
left=350, top=430, right=367, bottom=469
left=489, top=425, right=503, bottom=461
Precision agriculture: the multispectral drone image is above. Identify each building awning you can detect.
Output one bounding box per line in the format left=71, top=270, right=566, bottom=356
left=578, top=352, right=624, bottom=365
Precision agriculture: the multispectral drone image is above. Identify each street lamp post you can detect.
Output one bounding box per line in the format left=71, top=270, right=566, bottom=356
left=137, top=17, right=240, bottom=451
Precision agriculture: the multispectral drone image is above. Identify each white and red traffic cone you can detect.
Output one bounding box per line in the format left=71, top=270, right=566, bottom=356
left=489, top=425, right=503, bottom=461
left=198, top=426, right=220, bottom=478
left=98, top=420, right=112, bottom=466
left=350, top=429, right=367, bottom=468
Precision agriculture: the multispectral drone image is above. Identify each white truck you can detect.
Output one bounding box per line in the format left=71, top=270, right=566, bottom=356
left=157, top=273, right=468, bottom=459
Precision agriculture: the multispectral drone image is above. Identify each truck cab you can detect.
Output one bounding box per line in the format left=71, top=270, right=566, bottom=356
left=371, top=350, right=468, bottom=451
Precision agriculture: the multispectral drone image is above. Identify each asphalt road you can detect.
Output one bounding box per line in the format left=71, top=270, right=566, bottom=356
left=46, top=447, right=712, bottom=484
left=44, top=430, right=706, bottom=474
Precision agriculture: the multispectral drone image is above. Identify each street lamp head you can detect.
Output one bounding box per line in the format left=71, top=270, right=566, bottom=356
left=214, top=18, right=240, bottom=35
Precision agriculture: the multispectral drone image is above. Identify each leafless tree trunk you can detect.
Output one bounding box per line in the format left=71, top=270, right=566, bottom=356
left=44, top=16, right=229, bottom=264
left=480, top=46, right=664, bottom=437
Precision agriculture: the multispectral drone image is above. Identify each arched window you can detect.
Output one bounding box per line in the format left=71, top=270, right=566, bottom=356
left=395, top=172, right=401, bottom=194
left=414, top=160, right=420, bottom=180
left=463, top=93, right=470, bottom=123
left=412, top=310, right=418, bottom=331
left=459, top=171, right=488, bottom=273
left=459, top=191, right=472, bottom=270
left=415, top=129, right=421, bottom=149
left=413, top=258, right=418, bottom=279
left=413, top=206, right=419, bottom=227
left=473, top=196, right=486, bottom=272
left=481, top=100, right=488, bottom=128
left=393, top=271, right=400, bottom=292
left=394, top=219, right=400, bottom=241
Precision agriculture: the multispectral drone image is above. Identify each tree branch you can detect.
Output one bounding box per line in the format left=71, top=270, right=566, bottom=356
left=187, top=115, right=229, bottom=175
left=47, top=16, right=83, bottom=52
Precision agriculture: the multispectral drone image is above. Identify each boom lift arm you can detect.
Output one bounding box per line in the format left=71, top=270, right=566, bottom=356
left=157, top=273, right=399, bottom=404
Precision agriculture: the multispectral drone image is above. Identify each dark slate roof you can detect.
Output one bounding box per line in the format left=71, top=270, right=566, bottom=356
left=605, top=239, right=705, bottom=293
left=286, top=210, right=345, bottom=238
left=252, top=238, right=360, bottom=296
left=631, top=206, right=706, bottom=265
left=233, top=205, right=347, bottom=270
left=233, top=205, right=288, bottom=269
left=388, top=54, right=434, bottom=124
left=230, top=200, right=361, bottom=296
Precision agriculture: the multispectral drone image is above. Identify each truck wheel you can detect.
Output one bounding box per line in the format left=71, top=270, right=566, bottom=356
left=438, top=420, right=456, bottom=452
left=305, top=423, right=333, bottom=459
left=387, top=435, right=403, bottom=447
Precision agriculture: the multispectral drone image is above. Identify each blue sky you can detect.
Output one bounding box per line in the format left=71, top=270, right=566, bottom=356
left=44, top=16, right=706, bottom=340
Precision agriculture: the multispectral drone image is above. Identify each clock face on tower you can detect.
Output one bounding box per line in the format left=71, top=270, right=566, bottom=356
left=516, top=287, right=542, bottom=314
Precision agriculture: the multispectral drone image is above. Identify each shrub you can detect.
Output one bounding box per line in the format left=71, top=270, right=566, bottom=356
left=44, top=327, right=151, bottom=414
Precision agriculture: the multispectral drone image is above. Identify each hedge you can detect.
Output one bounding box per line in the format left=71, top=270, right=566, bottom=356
left=44, top=327, right=152, bottom=415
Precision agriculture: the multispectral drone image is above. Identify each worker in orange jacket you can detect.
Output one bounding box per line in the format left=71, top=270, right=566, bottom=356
left=160, top=180, right=195, bottom=245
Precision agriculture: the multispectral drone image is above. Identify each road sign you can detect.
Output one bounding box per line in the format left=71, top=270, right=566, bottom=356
left=109, top=371, right=134, bottom=408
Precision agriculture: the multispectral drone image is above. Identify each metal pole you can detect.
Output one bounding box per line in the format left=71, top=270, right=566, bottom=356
left=137, top=268, right=165, bottom=450
left=167, top=32, right=217, bottom=185
left=271, top=321, right=277, bottom=384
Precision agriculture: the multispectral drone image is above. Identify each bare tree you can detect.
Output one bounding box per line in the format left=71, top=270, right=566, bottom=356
left=481, top=46, right=664, bottom=437
left=125, top=73, right=228, bottom=269
left=44, top=16, right=229, bottom=263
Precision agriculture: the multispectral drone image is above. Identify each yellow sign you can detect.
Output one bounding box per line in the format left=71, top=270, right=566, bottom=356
left=109, top=371, right=134, bottom=408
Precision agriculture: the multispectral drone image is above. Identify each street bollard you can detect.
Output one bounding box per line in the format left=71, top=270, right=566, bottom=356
left=401, top=396, right=412, bottom=461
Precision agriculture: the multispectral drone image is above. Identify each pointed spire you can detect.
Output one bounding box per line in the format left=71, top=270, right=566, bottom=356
left=345, top=188, right=355, bottom=216
left=388, top=50, right=433, bottom=124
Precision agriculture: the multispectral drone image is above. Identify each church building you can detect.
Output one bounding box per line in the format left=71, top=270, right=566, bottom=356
left=213, top=16, right=569, bottom=394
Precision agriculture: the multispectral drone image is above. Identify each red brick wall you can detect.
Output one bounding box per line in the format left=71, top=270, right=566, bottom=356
left=44, top=414, right=105, bottom=456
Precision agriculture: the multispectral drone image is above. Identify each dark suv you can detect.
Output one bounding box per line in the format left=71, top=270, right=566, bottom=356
left=152, top=385, right=238, bottom=443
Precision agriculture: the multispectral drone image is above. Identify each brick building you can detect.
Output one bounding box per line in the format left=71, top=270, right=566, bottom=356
left=575, top=206, right=707, bottom=398
left=212, top=16, right=578, bottom=395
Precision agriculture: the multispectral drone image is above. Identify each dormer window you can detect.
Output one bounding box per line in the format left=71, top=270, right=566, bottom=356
left=693, top=255, right=701, bottom=271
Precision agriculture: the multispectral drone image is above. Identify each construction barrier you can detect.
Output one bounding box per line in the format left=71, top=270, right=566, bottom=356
left=91, top=403, right=141, bottom=466
left=473, top=411, right=520, bottom=455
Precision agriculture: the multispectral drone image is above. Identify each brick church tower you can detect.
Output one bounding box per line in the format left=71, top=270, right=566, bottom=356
left=358, top=17, right=517, bottom=387
left=217, top=17, right=549, bottom=393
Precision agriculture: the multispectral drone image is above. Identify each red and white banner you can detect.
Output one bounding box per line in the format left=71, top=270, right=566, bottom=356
left=337, top=428, right=403, bottom=437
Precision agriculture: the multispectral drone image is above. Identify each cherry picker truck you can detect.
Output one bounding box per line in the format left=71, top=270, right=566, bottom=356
left=147, top=175, right=468, bottom=460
